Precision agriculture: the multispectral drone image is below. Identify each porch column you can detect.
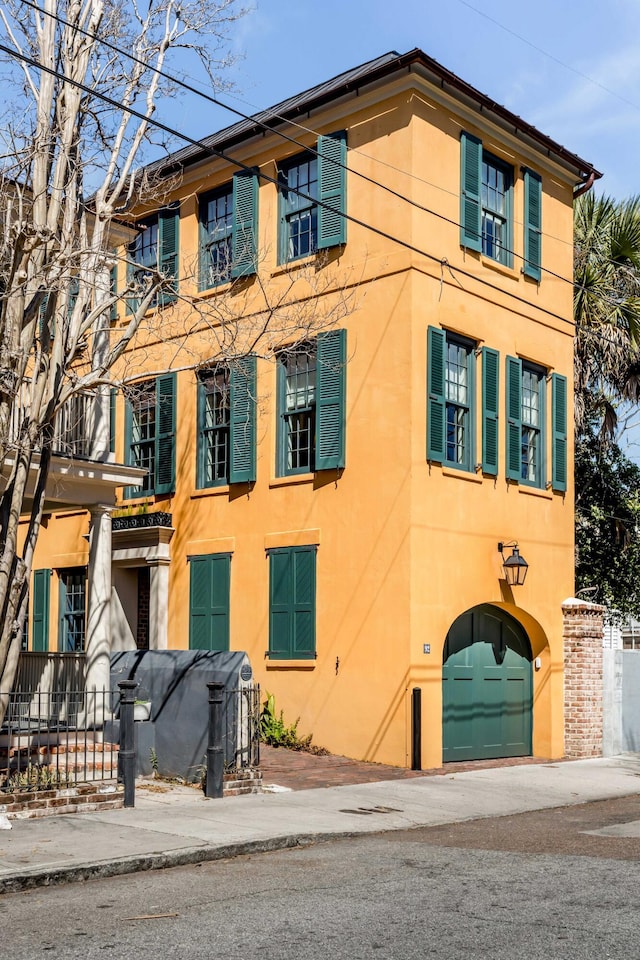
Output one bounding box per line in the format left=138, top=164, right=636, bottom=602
left=85, top=504, right=113, bottom=697
left=90, top=261, right=113, bottom=463
left=148, top=558, right=170, bottom=650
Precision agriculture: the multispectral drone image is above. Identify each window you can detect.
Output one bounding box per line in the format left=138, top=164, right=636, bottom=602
left=445, top=335, right=474, bottom=469
left=127, top=206, right=179, bottom=309
left=198, top=368, right=230, bottom=485
left=521, top=364, right=544, bottom=485
left=276, top=329, right=346, bottom=477
left=460, top=132, right=513, bottom=267
left=481, top=153, right=511, bottom=265
left=268, top=546, right=316, bottom=660
left=196, top=357, right=257, bottom=488
left=58, top=568, right=86, bottom=653
left=198, top=172, right=259, bottom=289
left=506, top=357, right=545, bottom=488
left=279, top=154, right=318, bottom=262
left=279, top=345, right=316, bottom=473
left=124, top=373, right=176, bottom=497
left=199, top=186, right=234, bottom=288
left=506, top=359, right=568, bottom=491
left=189, top=554, right=230, bottom=651
left=427, top=328, right=475, bottom=470
left=278, top=133, right=347, bottom=264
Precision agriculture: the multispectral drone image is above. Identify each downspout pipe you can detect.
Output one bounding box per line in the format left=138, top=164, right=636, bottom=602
left=573, top=171, right=596, bottom=200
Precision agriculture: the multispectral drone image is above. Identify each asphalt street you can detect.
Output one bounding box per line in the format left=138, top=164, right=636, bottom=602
left=2, top=795, right=640, bottom=960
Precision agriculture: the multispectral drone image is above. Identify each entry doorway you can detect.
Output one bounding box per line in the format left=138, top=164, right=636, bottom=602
left=442, top=604, right=533, bottom=762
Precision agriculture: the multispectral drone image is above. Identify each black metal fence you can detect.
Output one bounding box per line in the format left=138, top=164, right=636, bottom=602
left=0, top=689, right=118, bottom=794
left=0, top=681, right=262, bottom=800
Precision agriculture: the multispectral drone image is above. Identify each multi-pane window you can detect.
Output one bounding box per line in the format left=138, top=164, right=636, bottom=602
left=278, top=346, right=317, bottom=474
left=521, top=364, right=544, bottom=485
left=131, top=219, right=159, bottom=284
left=427, top=327, right=475, bottom=471
left=128, top=208, right=179, bottom=309
left=445, top=336, right=473, bottom=469
left=124, top=373, right=176, bottom=498
left=59, top=568, right=86, bottom=653
left=460, top=133, right=514, bottom=268
left=200, top=187, right=233, bottom=288
left=198, top=368, right=230, bottom=486
left=275, top=330, right=346, bottom=477
left=129, top=380, right=156, bottom=494
left=481, top=154, right=511, bottom=265
left=279, top=155, right=318, bottom=262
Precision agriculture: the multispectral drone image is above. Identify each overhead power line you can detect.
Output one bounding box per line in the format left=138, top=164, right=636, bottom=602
left=0, top=29, right=581, bottom=328
left=15, top=0, right=579, bottom=284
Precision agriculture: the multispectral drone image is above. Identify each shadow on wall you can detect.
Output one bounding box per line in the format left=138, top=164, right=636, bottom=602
left=110, top=649, right=252, bottom=781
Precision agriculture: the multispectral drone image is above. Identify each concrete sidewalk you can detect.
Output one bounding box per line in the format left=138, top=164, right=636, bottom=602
left=1, top=755, right=640, bottom=893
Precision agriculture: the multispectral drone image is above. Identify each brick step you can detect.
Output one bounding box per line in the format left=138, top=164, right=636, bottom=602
left=223, top=782, right=263, bottom=796
left=223, top=768, right=262, bottom=782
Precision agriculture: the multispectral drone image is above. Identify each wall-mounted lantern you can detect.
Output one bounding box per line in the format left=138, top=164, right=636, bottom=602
left=498, top=541, right=529, bottom=586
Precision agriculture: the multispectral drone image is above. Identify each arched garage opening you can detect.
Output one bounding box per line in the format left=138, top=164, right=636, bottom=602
left=442, top=603, right=533, bottom=762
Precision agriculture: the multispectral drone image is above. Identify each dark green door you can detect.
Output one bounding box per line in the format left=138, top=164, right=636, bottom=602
left=189, top=554, right=230, bottom=652
left=442, top=604, right=532, bottom=762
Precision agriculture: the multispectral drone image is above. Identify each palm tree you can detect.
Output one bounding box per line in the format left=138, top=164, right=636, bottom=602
left=574, top=193, right=640, bottom=442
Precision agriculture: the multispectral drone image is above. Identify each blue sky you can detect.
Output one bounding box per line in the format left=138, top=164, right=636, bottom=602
left=160, top=0, right=640, bottom=200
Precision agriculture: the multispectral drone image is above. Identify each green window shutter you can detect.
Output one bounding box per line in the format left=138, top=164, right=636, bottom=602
left=231, top=170, right=258, bottom=278
left=552, top=373, right=568, bottom=492
left=109, top=388, right=116, bottom=455
left=39, top=293, right=53, bottom=340
left=67, top=276, right=79, bottom=319
left=159, top=207, right=179, bottom=304
left=506, top=356, right=522, bottom=481
left=198, top=199, right=210, bottom=292
left=32, top=569, right=51, bottom=652
left=189, top=555, right=230, bottom=651
left=427, top=326, right=446, bottom=462
left=317, top=131, right=347, bottom=249
left=269, top=547, right=316, bottom=659
left=460, top=132, right=482, bottom=252
left=196, top=374, right=207, bottom=489
left=109, top=263, right=118, bottom=321
left=123, top=393, right=135, bottom=499
left=275, top=356, right=287, bottom=477
left=316, top=328, right=346, bottom=470
left=125, top=258, right=138, bottom=316
left=230, top=356, right=257, bottom=484
left=155, top=373, right=176, bottom=495
left=292, top=547, right=316, bottom=658
left=523, top=169, right=542, bottom=281
left=482, top=347, right=500, bottom=475
left=269, top=550, right=293, bottom=658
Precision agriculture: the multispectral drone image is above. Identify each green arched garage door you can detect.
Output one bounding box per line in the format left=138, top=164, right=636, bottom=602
left=442, top=604, right=532, bottom=762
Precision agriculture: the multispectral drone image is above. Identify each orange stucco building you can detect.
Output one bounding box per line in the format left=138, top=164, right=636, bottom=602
left=24, top=50, right=601, bottom=768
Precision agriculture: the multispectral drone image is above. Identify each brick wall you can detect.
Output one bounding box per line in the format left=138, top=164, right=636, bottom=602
left=563, top=599, right=604, bottom=758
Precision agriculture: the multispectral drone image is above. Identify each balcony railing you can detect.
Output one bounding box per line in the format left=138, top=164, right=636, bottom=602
left=9, top=385, right=94, bottom=459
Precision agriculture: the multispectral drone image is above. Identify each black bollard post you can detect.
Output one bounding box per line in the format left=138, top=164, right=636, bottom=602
left=411, top=687, right=422, bottom=771
left=118, top=680, right=138, bottom=808
left=206, top=681, right=225, bottom=799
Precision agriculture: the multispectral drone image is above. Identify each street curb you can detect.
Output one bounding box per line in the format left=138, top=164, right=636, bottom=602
left=0, top=831, right=362, bottom=894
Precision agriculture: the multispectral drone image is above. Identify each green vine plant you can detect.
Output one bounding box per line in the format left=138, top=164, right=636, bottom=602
left=259, top=692, right=328, bottom=755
